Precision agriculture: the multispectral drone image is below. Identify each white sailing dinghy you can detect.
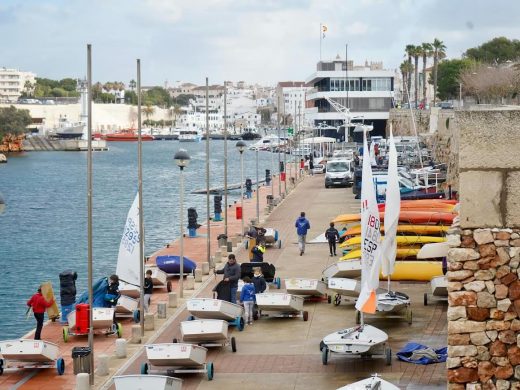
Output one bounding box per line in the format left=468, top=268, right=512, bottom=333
left=114, top=375, right=182, bottom=390
left=187, top=298, right=245, bottom=330
left=374, top=128, right=411, bottom=324
left=285, top=278, right=327, bottom=298
left=321, top=128, right=391, bottom=366
left=115, top=193, right=143, bottom=321
left=418, top=242, right=449, bottom=305
left=0, top=339, right=65, bottom=375
left=337, top=374, right=400, bottom=390
left=180, top=319, right=237, bottom=352
left=322, top=259, right=362, bottom=281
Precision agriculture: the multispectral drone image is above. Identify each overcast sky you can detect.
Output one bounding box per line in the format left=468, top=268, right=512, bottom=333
left=1, top=0, right=519, bottom=86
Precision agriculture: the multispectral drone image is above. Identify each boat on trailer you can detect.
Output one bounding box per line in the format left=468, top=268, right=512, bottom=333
left=0, top=339, right=65, bottom=375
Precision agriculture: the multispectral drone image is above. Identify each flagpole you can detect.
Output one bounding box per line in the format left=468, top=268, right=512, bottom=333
left=319, top=23, right=322, bottom=61
left=137, top=59, right=145, bottom=336
left=205, top=78, right=211, bottom=267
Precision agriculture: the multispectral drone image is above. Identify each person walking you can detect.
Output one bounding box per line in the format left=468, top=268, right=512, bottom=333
left=144, top=269, right=153, bottom=313
left=240, top=276, right=256, bottom=325
left=325, top=222, right=340, bottom=256
left=27, top=286, right=54, bottom=340
left=215, top=254, right=241, bottom=304
left=295, top=211, right=311, bottom=256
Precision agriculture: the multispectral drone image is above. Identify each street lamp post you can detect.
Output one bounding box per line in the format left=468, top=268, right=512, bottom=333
left=256, top=148, right=259, bottom=222
left=174, top=149, right=190, bottom=298
left=236, top=140, right=247, bottom=236
left=459, top=83, right=463, bottom=109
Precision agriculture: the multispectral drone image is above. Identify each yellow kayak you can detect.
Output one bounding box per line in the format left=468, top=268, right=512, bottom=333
left=340, top=235, right=446, bottom=248
left=342, top=224, right=449, bottom=237
left=340, top=247, right=421, bottom=261
left=380, top=261, right=443, bottom=281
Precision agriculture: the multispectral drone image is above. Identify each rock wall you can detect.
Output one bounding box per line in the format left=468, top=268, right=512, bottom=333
left=386, top=108, right=430, bottom=136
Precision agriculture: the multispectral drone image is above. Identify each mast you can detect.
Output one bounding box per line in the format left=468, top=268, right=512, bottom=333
left=137, top=59, right=145, bottom=336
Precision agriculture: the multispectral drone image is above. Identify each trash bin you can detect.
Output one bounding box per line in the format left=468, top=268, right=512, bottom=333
left=217, top=234, right=228, bottom=248
left=266, top=195, right=274, bottom=206
left=72, top=346, right=92, bottom=375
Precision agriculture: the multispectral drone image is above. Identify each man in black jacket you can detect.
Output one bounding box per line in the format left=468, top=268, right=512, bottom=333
left=215, top=254, right=241, bottom=304
left=325, top=222, right=340, bottom=256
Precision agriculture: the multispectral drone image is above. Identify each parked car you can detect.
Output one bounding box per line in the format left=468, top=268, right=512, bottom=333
left=440, top=101, right=454, bottom=109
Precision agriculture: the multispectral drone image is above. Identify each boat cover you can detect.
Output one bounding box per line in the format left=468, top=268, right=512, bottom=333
left=396, top=342, right=447, bottom=365
left=77, top=277, right=110, bottom=308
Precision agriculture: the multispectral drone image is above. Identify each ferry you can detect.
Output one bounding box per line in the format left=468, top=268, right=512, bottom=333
left=178, top=129, right=202, bottom=142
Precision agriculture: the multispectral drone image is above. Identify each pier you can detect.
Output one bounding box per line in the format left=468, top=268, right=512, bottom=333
left=23, top=136, right=109, bottom=151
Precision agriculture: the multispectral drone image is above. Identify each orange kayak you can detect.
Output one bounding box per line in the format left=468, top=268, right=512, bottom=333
left=378, top=203, right=456, bottom=212
left=342, top=224, right=450, bottom=238
left=333, top=210, right=456, bottom=225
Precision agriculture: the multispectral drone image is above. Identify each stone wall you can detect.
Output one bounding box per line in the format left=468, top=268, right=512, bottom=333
left=447, top=228, right=520, bottom=389
left=386, top=108, right=430, bottom=136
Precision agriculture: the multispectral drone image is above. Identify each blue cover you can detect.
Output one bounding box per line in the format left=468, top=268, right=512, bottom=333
left=156, top=255, right=197, bottom=274
left=77, top=277, right=110, bottom=308
left=396, top=342, right=447, bottom=365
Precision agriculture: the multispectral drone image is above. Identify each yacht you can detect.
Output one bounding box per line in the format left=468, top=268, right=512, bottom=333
left=179, top=129, right=202, bottom=142
left=248, top=135, right=282, bottom=151
left=52, top=115, right=85, bottom=139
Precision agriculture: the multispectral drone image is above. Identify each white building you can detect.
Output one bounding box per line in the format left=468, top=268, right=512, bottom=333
left=0, top=67, right=36, bottom=102
left=276, top=82, right=311, bottom=121
left=305, top=57, right=396, bottom=140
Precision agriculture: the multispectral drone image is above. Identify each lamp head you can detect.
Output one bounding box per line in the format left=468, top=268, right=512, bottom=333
left=235, top=140, right=247, bottom=153
left=174, top=149, right=190, bottom=169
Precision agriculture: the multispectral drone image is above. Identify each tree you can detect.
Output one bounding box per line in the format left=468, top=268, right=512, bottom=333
left=129, top=79, right=136, bottom=91
left=411, top=45, right=422, bottom=107
left=143, top=105, right=155, bottom=121
left=143, top=87, right=171, bottom=107
left=421, top=42, right=433, bottom=104
left=23, top=80, right=34, bottom=97
left=125, top=90, right=138, bottom=105
left=400, top=61, right=414, bottom=103
left=432, top=38, right=447, bottom=105
left=405, top=44, right=416, bottom=99
left=60, top=78, right=77, bottom=92
left=465, top=37, right=520, bottom=64
left=0, top=106, right=32, bottom=137
left=173, top=94, right=195, bottom=107
left=434, top=58, right=475, bottom=100
left=460, top=64, right=520, bottom=104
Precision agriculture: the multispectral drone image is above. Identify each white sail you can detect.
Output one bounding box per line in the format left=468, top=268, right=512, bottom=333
left=369, top=140, right=377, bottom=166
left=355, top=129, right=383, bottom=314
left=115, top=193, right=141, bottom=286
left=381, top=127, right=401, bottom=277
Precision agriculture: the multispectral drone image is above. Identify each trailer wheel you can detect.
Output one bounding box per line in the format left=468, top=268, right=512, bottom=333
left=62, top=327, right=69, bottom=343
left=236, top=316, right=245, bottom=331
left=0, top=359, right=4, bottom=376
left=333, top=293, right=341, bottom=306
left=355, top=311, right=361, bottom=325
left=116, top=323, right=123, bottom=338
left=385, top=347, right=392, bottom=366
left=172, top=338, right=178, bottom=343
left=133, top=309, right=140, bottom=323
left=167, top=281, right=172, bottom=293
left=319, top=340, right=325, bottom=352
left=303, top=311, right=309, bottom=321
left=275, top=277, right=281, bottom=289
left=277, top=240, right=282, bottom=249
left=407, top=309, right=413, bottom=325
left=423, top=293, right=428, bottom=306
left=56, top=357, right=65, bottom=375
left=321, top=347, right=329, bottom=365
left=244, top=240, right=249, bottom=250
left=327, top=295, right=332, bottom=304
left=207, top=362, right=214, bottom=381
left=231, top=337, right=237, bottom=352
left=140, top=362, right=149, bottom=375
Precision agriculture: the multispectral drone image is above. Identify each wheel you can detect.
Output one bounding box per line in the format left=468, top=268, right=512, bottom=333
left=319, top=340, right=325, bottom=352
left=303, top=311, right=309, bottom=321
left=56, top=357, right=65, bottom=375
left=253, top=309, right=259, bottom=321
left=116, top=323, right=123, bottom=338
left=355, top=310, right=361, bottom=325
left=0, top=358, right=4, bottom=376
left=385, top=347, right=392, bottom=366
left=325, top=185, right=329, bottom=188
left=423, top=293, right=428, bottom=306
left=140, top=362, right=149, bottom=375
left=275, top=277, right=281, bottom=289
left=407, top=309, right=413, bottom=325
left=333, top=293, right=341, bottom=307
left=327, top=295, right=331, bottom=304
left=62, top=327, right=69, bottom=343
left=187, top=315, right=195, bottom=321
left=206, top=362, right=214, bottom=381
left=231, top=337, right=237, bottom=352
left=236, top=316, right=245, bottom=331
left=167, top=280, right=172, bottom=292
left=277, top=240, right=282, bottom=249
left=245, top=240, right=249, bottom=250
left=321, top=347, right=329, bottom=365
left=172, top=338, right=178, bottom=343
left=133, top=309, right=140, bottom=323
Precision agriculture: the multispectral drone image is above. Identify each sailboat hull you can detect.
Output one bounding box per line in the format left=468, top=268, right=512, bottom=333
left=323, top=325, right=388, bottom=354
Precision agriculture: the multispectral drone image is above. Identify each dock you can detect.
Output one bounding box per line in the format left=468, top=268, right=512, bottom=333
left=23, top=136, right=109, bottom=151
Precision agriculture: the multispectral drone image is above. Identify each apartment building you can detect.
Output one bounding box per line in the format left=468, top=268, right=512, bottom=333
left=0, top=67, right=36, bottom=102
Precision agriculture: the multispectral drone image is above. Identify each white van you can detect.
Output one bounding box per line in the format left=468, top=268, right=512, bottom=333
left=325, top=159, right=353, bottom=188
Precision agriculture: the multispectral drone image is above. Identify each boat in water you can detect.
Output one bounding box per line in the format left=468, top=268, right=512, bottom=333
left=179, top=129, right=202, bottom=142
left=103, top=129, right=154, bottom=142
left=50, top=115, right=85, bottom=139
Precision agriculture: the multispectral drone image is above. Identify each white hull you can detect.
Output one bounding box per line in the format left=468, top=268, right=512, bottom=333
left=328, top=278, right=361, bottom=297
left=323, top=325, right=388, bottom=355
left=187, top=298, right=244, bottom=321
left=181, top=320, right=228, bottom=342
left=119, top=281, right=140, bottom=298
left=337, top=376, right=400, bottom=390
left=145, top=343, right=207, bottom=367
left=376, top=291, right=410, bottom=313
left=116, top=295, right=139, bottom=314
left=263, top=228, right=277, bottom=244
left=255, top=293, right=304, bottom=312
left=322, top=260, right=362, bottom=280
left=114, top=375, right=182, bottom=390
left=67, top=307, right=115, bottom=330
left=0, top=339, right=59, bottom=362
left=418, top=242, right=450, bottom=259
left=145, top=266, right=168, bottom=287
left=431, top=275, right=448, bottom=296
left=285, top=278, right=327, bottom=297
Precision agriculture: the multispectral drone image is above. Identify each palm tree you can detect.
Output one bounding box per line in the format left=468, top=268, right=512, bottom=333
left=405, top=44, right=416, bottom=100
left=411, top=46, right=422, bottom=107
left=399, top=61, right=414, bottom=104
left=129, top=79, right=136, bottom=91
left=24, top=80, right=34, bottom=97
left=421, top=43, right=433, bottom=104
left=143, top=105, right=155, bottom=122
left=432, top=38, right=447, bottom=106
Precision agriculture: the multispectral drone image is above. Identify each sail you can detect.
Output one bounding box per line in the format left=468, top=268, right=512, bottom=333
left=355, top=129, right=383, bottom=314
left=381, top=127, right=401, bottom=277
left=369, top=140, right=377, bottom=166
left=115, top=193, right=141, bottom=286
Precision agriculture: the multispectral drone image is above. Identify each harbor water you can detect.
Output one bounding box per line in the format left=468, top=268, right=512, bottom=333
left=0, top=141, right=285, bottom=339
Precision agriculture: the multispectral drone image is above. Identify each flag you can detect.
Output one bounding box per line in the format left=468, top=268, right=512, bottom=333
left=355, top=129, right=383, bottom=314
left=322, top=24, right=328, bottom=38
left=381, top=126, right=401, bottom=277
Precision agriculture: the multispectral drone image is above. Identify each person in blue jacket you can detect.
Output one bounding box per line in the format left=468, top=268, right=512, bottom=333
left=240, top=276, right=256, bottom=325
left=295, top=211, right=311, bottom=256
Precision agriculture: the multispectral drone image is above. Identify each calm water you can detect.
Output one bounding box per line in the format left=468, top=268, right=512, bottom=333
left=0, top=141, right=283, bottom=339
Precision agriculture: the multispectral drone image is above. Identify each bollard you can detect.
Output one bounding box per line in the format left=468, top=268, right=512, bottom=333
left=144, top=313, right=155, bottom=331
left=157, top=302, right=167, bottom=319
left=201, top=262, right=210, bottom=275
left=168, top=292, right=178, bottom=308
left=76, top=373, right=90, bottom=390
left=95, top=354, right=109, bottom=376
left=194, top=268, right=203, bottom=283
left=115, top=339, right=127, bottom=358
left=130, top=325, right=141, bottom=344
left=214, top=249, right=222, bottom=259
left=227, top=241, right=233, bottom=253
left=185, top=275, right=195, bottom=290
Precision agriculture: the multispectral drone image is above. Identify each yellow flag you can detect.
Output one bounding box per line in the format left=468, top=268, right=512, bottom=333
left=322, top=25, right=328, bottom=32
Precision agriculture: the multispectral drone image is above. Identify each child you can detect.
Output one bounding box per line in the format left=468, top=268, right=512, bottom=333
left=325, top=222, right=340, bottom=256
left=144, top=269, right=153, bottom=313
left=105, top=274, right=121, bottom=326
left=251, top=242, right=266, bottom=262
left=240, top=276, right=256, bottom=325
left=252, top=267, right=267, bottom=294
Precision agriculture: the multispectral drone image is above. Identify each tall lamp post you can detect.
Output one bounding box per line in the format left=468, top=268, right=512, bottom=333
left=236, top=140, right=247, bottom=236
left=255, top=148, right=259, bottom=222
left=174, top=149, right=190, bottom=298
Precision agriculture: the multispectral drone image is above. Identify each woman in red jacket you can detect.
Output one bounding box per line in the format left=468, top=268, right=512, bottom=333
left=27, top=287, right=54, bottom=340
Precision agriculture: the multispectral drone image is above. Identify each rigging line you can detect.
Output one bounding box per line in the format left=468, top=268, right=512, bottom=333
left=403, top=74, right=424, bottom=168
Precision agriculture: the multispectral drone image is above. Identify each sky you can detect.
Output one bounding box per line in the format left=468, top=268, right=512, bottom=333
left=1, top=0, right=520, bottom=87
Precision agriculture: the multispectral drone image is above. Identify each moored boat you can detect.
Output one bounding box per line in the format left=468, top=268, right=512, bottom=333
left=103, top=129, right=154, bottom=141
